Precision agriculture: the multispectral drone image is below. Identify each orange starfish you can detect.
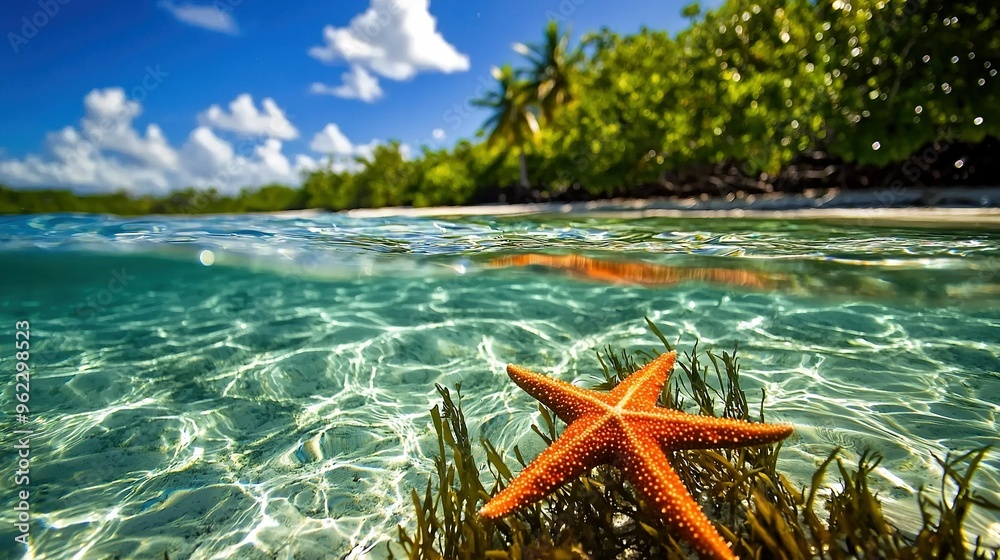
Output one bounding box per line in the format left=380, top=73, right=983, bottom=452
left=479, top=351, right=793, bottom=560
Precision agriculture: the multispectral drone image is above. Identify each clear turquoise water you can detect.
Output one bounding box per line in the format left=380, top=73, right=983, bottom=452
left=0, top=212, right=998, bottom=559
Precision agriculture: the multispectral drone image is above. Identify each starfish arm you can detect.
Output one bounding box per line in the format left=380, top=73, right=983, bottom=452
left=617, top=431, right=736, bottom=560
left=607, top=351, right=677, bottom=410
left=506, top=364, right=606, bottom=422
left=479, top=416, right=610, bottom=518
left=636, top=410, right=793, bottom=451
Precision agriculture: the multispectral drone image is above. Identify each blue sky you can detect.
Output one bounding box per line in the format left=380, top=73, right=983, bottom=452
left=1, top=0, right=714, bottom=194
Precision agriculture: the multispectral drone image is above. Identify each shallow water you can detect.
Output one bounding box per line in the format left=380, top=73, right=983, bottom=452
left=0, top=212, right=998, bottom=559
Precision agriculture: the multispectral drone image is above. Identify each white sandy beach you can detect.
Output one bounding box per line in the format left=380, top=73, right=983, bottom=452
left=341, top=186, right=1000, bottom=227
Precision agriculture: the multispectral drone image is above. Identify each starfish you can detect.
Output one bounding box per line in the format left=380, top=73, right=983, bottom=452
left=478, top=350, right=793, bottom=560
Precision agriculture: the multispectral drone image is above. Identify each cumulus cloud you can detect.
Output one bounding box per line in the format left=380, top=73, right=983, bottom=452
left=0, top=124, right=174, bottom=194
left=310, top=124, right=355, bottom=155
left=197, top=94, right=298, bottom=139
left=81, top=88, right=179, bottom=170
left=0, top=88, right=321, bottom=195
left=308, top=0, right=469, bottom=100
left=310, top=66, right=384, bottom=102
left=432, top=128, right=445, bottom=141
left=159, top=1, right=239, bottom=34
left=180, top=126, right=234, bottom=177
left=308, top=123, right=387, bottom=172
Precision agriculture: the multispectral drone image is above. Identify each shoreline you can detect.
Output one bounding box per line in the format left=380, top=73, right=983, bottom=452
left=341, top=186, right=1000, bottom=227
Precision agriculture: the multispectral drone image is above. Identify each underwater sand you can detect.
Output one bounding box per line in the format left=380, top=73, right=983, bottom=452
left=0, top=211, right=997, bottom=558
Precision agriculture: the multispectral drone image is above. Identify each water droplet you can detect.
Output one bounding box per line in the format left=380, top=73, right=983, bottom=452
left=914, top=105, right=923, bottom=114
left=922, top=55, right=931, bottom=63
left=974, top=117, right=984, bottom=125
left=872, top=141, right=881, bottom=150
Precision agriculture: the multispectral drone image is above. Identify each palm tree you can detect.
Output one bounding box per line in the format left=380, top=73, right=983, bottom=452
left=514, top=21, right=581, bottom=124
left=472, top=64, right=539, bottom=194
left=473, top=22, right=579, bottom=199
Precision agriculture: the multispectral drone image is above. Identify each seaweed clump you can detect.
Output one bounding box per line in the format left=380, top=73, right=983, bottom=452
left=391, top=319, right=999, bottom=559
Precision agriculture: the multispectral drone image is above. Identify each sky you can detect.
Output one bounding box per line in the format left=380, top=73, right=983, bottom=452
left=0, top=0, right=716, bottom=195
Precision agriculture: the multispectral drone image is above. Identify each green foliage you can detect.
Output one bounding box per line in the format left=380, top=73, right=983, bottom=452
left=0, top=183, right=305, bottom=215
left=394, top=319, right=999, bottom=559
left=3, top=0, right=997, bottom=213
left=682, top=2, right=702, bottom=20
left=819, top=0, right=1000, bottom=165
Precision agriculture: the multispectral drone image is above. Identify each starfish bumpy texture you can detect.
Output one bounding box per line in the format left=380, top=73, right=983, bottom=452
left=479, top=351, right=793, bottom=560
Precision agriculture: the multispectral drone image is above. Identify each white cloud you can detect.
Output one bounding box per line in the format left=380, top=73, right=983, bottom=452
left=255, top=139, right=291, bottom=177
left=197, top=94, right=298, bottom=139
left=310, top=65, right=384, bottom=102
left=0, top=123, right=173, bottom=194
left=0, top=88, right=321, bottom=195
left=310, top=124, right=355, bottom=155
left=159, top=1, right=239, bottom=34
left=309, top=124, right=388, bottom=171
left=309, top=0, right=469, bottom=83
left=80, top=89, right=179, bottom=170
left=180, top=126, right=234, bottom=176
left=432, top=128, right=445, bottom=141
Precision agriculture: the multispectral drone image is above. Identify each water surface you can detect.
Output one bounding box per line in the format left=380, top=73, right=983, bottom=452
left=0, top=212, right=998, bottom=558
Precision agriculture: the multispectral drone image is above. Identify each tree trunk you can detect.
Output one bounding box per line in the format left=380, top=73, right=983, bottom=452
left=517, top=150, right=530, bottom=201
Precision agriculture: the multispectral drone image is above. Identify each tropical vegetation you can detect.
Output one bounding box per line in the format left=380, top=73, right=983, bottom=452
left=2, top=0, right=997, bottom=214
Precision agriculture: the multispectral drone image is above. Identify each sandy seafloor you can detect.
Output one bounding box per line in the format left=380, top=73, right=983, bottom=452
left=0, top=200, right=998, bottom=559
